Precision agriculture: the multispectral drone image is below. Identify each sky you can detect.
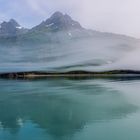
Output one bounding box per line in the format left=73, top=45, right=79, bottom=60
left=0, top=0, right=140, bottom=38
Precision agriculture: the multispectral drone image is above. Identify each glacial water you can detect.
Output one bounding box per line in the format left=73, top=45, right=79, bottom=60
left=0, top=78, right=140, bottom=140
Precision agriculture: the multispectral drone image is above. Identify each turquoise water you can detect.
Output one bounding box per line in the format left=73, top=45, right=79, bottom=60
left=0, top=78, right=140, bottom=140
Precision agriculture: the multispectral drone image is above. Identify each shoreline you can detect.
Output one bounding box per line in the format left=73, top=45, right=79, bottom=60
left=1, top=70, right=140, bottom=79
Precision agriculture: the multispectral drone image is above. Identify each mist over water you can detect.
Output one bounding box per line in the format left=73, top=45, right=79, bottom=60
left=0, top=34, right=139, bottom=73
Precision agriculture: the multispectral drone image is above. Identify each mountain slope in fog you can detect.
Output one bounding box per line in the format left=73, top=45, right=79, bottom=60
left=21, top=12, right=139, bottom=44
left=0, top=11, right=138, bottom=43
left=0, top=12, right=140, bottom=72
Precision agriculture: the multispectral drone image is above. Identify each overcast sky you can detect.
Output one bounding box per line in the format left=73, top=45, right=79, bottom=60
left=0, top=0, right=140, bottom=37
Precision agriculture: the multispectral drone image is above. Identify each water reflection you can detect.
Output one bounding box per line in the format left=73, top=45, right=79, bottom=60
left=0, top=78, right=138, bottom=139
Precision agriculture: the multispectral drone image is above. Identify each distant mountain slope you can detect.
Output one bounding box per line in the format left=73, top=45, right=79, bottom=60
left=31, top=11, right=83, bottom=32
left=0, top=19, right=28, bottom=37
left=0, top=11, right=139, bottom=42
left=0, top=12, right=140, bottom=73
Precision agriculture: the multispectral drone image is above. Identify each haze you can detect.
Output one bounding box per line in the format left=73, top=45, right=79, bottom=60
left=0, top=0, right=140, bottom=38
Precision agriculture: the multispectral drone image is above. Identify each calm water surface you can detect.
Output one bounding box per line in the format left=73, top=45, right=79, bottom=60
left=0, top=78, right=140, bottom=140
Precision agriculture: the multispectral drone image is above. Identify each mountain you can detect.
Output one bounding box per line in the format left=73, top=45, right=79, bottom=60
left=0, top=11, right=139, bottom=43
left=0, top=19, right=28, bottom=37
left=26, top=12, right=139, bottom=42
left=32, top=11, right=83, bottom=32
left=0, top=12, right=140, bottom=73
